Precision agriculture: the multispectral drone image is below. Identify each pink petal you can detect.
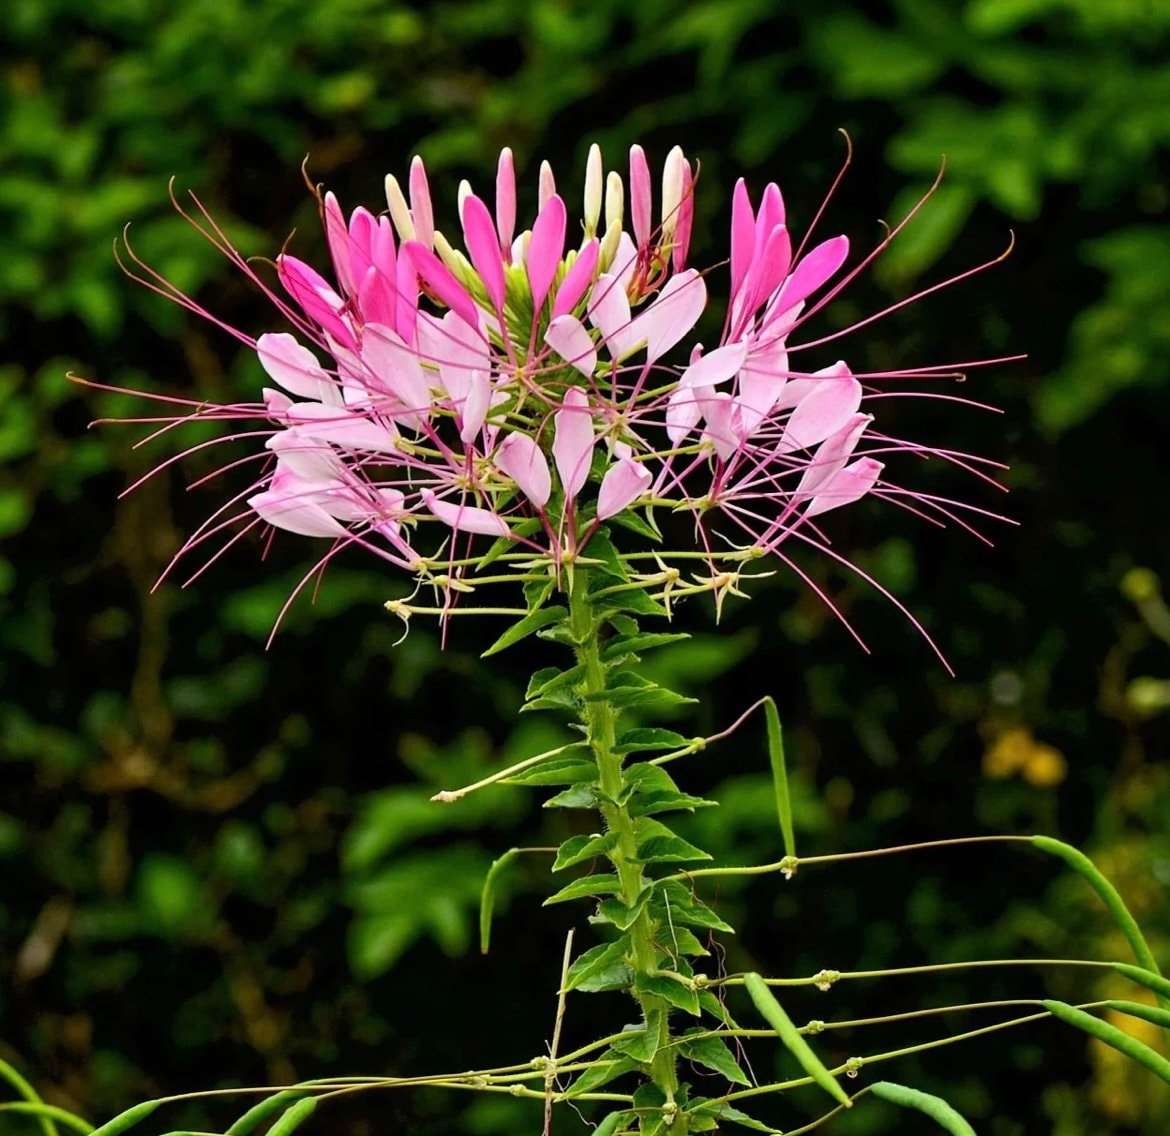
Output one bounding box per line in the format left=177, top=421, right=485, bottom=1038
left=698, top=391, right=741, bottom=462
left=804, top=457, right=883, bottom=518
left=250, top=483, right=347, bottom=538
left=677, top=340, right=747, bottom=389
left=666, top=385, right=704, bottom=445
left=286, top=401, right=399, bottom=453
left=496, top=147, right=517, bottom=253
left=461, top=193, right=506, bottom=315
left=772, top=235, right=849, bottom=316
left=544, top=315, right=598, bottom=377
left=277, top=255, right=353, bottom=349
left=672, top=162, right=694, bottom=272
left=630, top=145, right=652, bottom=249
left=527, top=193, right=567, bottom=312
left=409, top=156, right=434, bottom=250
left=551, top=239, right=599, bottom=320
left=459, top=372, right=491, bottom=443
left=257, top=333, right=338, bottom=404
left=495, top=432, right=551, bottom=507
left=403, top=240, right=480, bottom=331
left=597, top=456, right=652, bottom=520
left=553, top=386, right=595, bottom=501
left=778, top=366, right=862, bottom=453
left=395, top=251, right=418, bottom=342
left=422, top=490, right=510, bottom=537
left=795, top=413, right=871, bottom=498
left=587, top=272, right=634, bottom=359
left=729, top=178, right=756, bottom=302
left=361, top=323, right=432, bottom=416
left=323, top=193, right=355, bottom=296
left=629, top=269, right=707, bottom=363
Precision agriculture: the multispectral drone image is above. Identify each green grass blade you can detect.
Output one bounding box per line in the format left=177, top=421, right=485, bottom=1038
left=763, top=697, right=795, bottom=860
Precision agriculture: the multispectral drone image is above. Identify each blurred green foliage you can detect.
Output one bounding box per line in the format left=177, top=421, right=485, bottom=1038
left=2, top=0, right=1168, bottom=1133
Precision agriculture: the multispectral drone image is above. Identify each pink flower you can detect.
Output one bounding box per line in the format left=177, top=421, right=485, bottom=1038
left=103, top=143, right=1010, bottom=647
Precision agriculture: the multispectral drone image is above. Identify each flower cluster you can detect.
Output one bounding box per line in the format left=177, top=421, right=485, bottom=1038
left=114, top=144, right=1006, bottom=636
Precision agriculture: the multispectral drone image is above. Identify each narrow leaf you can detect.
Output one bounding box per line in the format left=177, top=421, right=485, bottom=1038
left=592, top=1110, right=631, bottom=1136
left=1043, top=999, right=1170, bottom=1085
left=480, top=848, right=520, bottom=954
left=483, top=605, right=568, bottom=657
left=764, top=697, right=796, bottom=860
left=742, top=973, right=850, bottom=1107
left=545, top=873, right=622, bottom=905
left=685, top=1100, right=774, bottom=1132
left=1032, top=835, right=1165, bottom=1003
left=869, top=1081, right=975, bottom=1135
left=227, top=1091, right=310, bottom=1136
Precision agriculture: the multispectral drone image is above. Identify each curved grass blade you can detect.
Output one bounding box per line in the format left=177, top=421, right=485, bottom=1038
left=0, top=1058, right=64, bottom=1136
left=1031, top=836, right=1165, bottom=1005
left=1043, top=1000, right=1170, bottom=1085
left=0, top=1102, right=92, bottom=1135
left=869, top=1081, right=976, bottom=1135
left=742, top=973, right=849, bottom=1107
left=763, top=697, right=795, bottom=860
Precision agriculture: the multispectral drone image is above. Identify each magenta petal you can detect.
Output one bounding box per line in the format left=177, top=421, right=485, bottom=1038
left=597, top=456, right=652, bottom=520
left=403, top=240, right=480, bottom=330
left=629, top=144, right=652, bottom=248
left=461, top=194, right=507, bottom=315
left=553, top=386, right=595, bottom=502
left=527, top=193, right=567, bottom=312
left=773, top=234, right=850, bottom=316
left=422, top=490, right=510, bottom=537
left=551, top=239, right=599, bottom=320
left=323, top=193, right=354, bottom=296
left=544, top=315, right=598, bottom=377
left=805, top=457, right=883, bottom=518
left=277, top=255, right=353, bottom=348
left=729, top=178, right=755, bottom=302
left=631, top=269, right=707, bottom=362
left=757, top=181, right=785, bottom=238
left=495, top=432, right=552, bottom=507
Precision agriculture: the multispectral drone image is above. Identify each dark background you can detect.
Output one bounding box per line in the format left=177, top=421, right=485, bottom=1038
left=2, top=1, right=1169, bottom=1133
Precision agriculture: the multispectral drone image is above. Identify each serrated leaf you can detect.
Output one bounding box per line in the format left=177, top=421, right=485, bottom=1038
left=565, top=1054, right=638, bottom=1097
left=678, top=1033, right=751, bottom=1086
left=652, top=881, right=734, bottom=934
left=601, top=631, right=690, bottom=661
left=628, top=790, right=717, bottom=818
left=593, top=892, right=649, bottom=930
left=594, top=588, right=670, bottom=618
left=636, top=835, right=713, bottom=864
left=483, top=605, right=568, bottom=657
left=544, top=783, right=602, bottom=809
left=565, top=937, right=630, bottom=990
left=503, top=754, right=596, bottom=786
left=605, top=685, right=697, bottom=711
left=614, top=729, right=691, bottom=755
left=660, top=924, right=710, bottom=958
left=612, top=1027, right=658, bottom=1063
left=698, top=989, right=739, bottom=1027
left=634, top=971, right=701, bottom=1015
left=686, top=1100, right=774, bottom=1132
left=554, top=832, right=618, bottom=871
left=545, top=872, right=622, bottom=905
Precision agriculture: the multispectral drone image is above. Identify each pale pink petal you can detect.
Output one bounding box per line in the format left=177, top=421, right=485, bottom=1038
left=698, top=391, right=741, bottom=462
left=628, top=269, right=707, bottom=362
left=395, top=251, right=419, bottom=342
left=610, top=231, right=639, bottom=294
left=677, top=340, right=748, bottom=389
left=250, top=484, right=347, bottom=538
left=266, top=430, right=345, bottom=482
left=778, top=366, right=862, bottom=453
left=495, top=432, right=551, bottom=507
left=263, top=388, right=292, bottom=420
left=409, top=156, right=434, bottom=251
left=462, top=193, right=507, bottom=314
left=587, top=272, right=634, bottom=359
left=666, top=385, right=704, bottom=446
left=553, top=386, right=594, bottom=501
left=422, top=490, right=510, bottom=537
left=544, top=315, right=598, bottom=377
left=496, top=147, right=517, bottom=254
left=459, top=372, right=491, bottom=443
left=597, top=456, right=652, bottom=520
left=672, top=162, right=694, bottom=272
left=805, top=457, right=883, bottom=518
left=551, top=239, right=599, bottom=320
left=323, top=193, right=354, bottom=296
left=538, top=160, right=556, bottom=210
left=361, top=323, right=432, bottom=415
left=286, top=402, right=399, bottom=453
left=257, top=333, right=339, bottom=405
left=795, top=413, right=871, bottom=498
left=527, top=193, right=567, bottom=311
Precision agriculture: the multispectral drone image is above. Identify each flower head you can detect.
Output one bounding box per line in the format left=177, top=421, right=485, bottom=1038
left=103, top=144, right=1012, bottom=653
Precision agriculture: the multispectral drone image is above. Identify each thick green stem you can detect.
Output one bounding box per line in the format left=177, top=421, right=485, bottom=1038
left=568, top=566, right=681, bottom=1124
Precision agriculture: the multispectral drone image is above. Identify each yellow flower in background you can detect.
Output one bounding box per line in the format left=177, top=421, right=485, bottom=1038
left=982, top=726, right=1067, bottom=786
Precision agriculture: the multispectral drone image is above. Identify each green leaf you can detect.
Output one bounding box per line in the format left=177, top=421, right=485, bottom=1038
left=565, top=1053, right=638, bottom=1096
left=678, top=1032, right=751, bottom=1086
left=482, top=605, right=568, bottom=657
left=544, top=783, right=602, bottom=809
left=591, top=1110, right=631, bottom=1136
left=697, top=989, right=739, bottom=1028
left=581, top=528, right=629, bottom=581
left=612, top=1027, right=658, bottom=1063
left=764, top=697, right=796, bottom=860
left=636, top=835, right=713, bottom=864
left=1105, top=1000, right=1170, bottom=1031
left=545, top=873, right=622, bottom=905
left=608, top=507, right=662, bottom=542
left=565, top=937, right=631, bottom=991
left=1043, top=1000, right=1170, bottom=1085
left=628, top=790, right=717, bottom=818
left=685, top=1100, right=774, bottom=1132
left=743, top=973, right=850, bottom=1107
left=554, top=832, right=618, bottom=871
left=614, top=728, right=691, bottom=755
left=634, top=971, right=701, bottom=1015
left=593, top=892, right=650, bottom=931
left=651, top=881, right=734, bottom=933
left=88, top=1102, right=161, bottom=1136
left=659, top=925, right=710, bottom=958
left=594, top=589, right=669, bottom=618
left=503, top=754, right=597, bottom=785
left=601, top=632, right=691, bottom=661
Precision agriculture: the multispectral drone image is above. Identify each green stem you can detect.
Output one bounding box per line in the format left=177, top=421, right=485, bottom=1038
left=568, top=566, right=681, bottom=1125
